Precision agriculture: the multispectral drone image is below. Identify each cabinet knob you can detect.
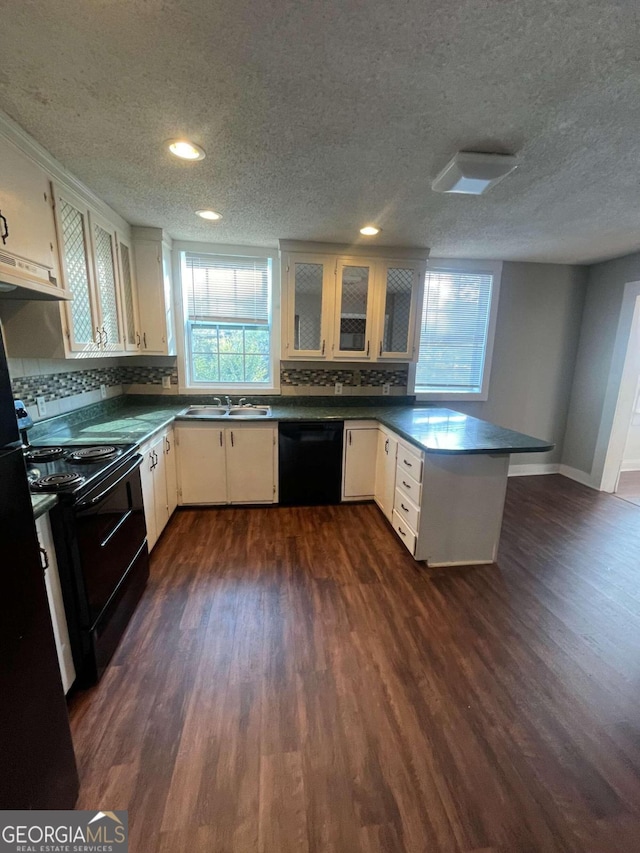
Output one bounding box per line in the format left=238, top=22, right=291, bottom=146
left=0, top=211, right=8, bottom=245
left=39, top=546, right=49, bottom=571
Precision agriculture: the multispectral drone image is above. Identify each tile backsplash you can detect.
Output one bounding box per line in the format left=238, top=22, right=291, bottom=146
left=280, top=362, right=408, bottom=395
left=8, top=356, right=178, bottom=420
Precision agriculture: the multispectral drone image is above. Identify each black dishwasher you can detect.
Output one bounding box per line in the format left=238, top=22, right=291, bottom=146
left=279, top=421, right=344, bottom=505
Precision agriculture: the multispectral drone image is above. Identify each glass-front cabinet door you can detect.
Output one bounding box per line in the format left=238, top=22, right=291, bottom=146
left=334, top=258, right=376, bottom=360
left=54, top=190, right=101, bottom=353
left=116, top=234, right=140, bottom=352
left=375, top=260, right=425, bottom=360
left=90, top=214, right=124, bottom=353
left=284, top=255, right=334, bottom=359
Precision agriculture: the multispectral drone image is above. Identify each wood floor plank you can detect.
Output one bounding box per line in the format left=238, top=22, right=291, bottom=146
left=69, top=478, right=640, bottom=851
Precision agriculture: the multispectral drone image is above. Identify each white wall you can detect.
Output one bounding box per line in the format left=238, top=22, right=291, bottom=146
left=562, top=252, right=640, bottom=483
left=452, top=262, right=587, bottom=469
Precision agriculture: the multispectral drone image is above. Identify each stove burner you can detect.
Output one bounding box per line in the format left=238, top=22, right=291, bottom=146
left=25, top=447, right=65, bottom=462
left=32, top=472, right=86, bottom=491
left=67, top=445, right=121, bottom=463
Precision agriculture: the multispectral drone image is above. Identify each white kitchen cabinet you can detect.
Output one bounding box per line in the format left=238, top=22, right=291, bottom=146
left=35, top=513, right=76, bottom=694
left=342, top=421, right=378, bottom=500
left=176, top=422, right=278, bottom=505
left=116, top=233, right=141, bottom=352
left=88, top=211, right=125, bottom=353
left=132, top=226, right=176, bottom=355
left=280, top=241, right=428, bottom=363
left=140, top=425, right=177, bottom=550
left=0, top=132, right=61, bottom=298
left=375, top=427, right=510, bottom=566
left=227, top=427, right=277, bottom=503
left=283, top=254, right=335, bottom=359
left=374, top=427, right=398, bottom=521
left=176, top=424, right=227, bottom=505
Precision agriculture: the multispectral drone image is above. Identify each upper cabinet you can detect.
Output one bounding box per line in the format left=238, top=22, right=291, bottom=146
left=132, top=227, right=176, bottom=356
left=280, top=241, right=427, bottom=362
left=0, top=132, right=61, bottom=299
left=52, top=184, right=134, bottom=355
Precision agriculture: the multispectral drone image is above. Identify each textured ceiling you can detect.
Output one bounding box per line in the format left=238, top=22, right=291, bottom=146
left=1, top=0, right=639, bottom=263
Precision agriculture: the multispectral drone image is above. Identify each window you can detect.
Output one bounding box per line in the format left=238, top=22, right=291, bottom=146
left=412, top=261, right=501, bottom=400
left=181, top=251, right=275, bottom=388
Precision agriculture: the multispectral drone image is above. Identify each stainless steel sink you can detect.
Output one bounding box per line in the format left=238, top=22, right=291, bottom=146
left=180, top=406, right=228, bottom=417
left=228, top=406, right=271, bottom=417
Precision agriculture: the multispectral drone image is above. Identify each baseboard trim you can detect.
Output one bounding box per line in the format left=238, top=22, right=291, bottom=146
left=620, top=460, right=640, bottom=472
left=508, top=463, right=560, bottom=477
left=558, top=464, right=597, bottom=489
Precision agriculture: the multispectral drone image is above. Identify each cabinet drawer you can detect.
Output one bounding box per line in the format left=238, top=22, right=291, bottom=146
left=396, top=467, right=422, bottom=504
left=394, top=487, right=420, bottom=531
left=397, top=445, right=423, bottom=482
left=392, top=510, right=417, bottom=556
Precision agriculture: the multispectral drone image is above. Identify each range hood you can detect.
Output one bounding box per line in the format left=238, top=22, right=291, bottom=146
left=0, top=247, right=70, bottom=301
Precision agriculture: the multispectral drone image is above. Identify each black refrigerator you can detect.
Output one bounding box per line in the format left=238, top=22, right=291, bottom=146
left=0, top=324, right=79, bottom=808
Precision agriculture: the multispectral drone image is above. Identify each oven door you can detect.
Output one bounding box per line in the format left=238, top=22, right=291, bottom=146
left=74, top=455, right=147, bottom=628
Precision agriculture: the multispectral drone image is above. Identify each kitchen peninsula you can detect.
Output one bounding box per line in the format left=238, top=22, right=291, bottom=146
left=28, top=396, right=553, bottom=567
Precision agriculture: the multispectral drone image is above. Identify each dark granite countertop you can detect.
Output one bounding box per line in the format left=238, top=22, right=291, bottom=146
left=31, top=494, right=58, bottom=519
left=29, top=396, right=554, bottom=457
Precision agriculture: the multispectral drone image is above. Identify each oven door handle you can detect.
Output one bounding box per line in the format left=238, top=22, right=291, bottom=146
left=75, top=455, right=142, bottom=508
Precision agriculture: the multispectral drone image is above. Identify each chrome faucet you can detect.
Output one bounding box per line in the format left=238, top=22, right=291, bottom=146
left=213, top=397, right=222, bottom=406
left=225, top=396, right=232, bottom=407
left=238, top=397, right=248, bottom=407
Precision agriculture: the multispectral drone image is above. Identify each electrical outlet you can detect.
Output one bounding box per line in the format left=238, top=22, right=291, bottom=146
left=382, top=383, right=391, bottom=396
left=162, top=375, right=171, bottom=389
left=334, top=382, right=343, bottom=395
left=36, top=396, right=47, bottom=417
left=100, top=384, right=107, bottom=399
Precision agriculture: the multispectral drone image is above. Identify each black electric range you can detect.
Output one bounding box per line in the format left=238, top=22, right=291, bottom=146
left=25, top=443, right=137, bottom=502
left=25, top=442, right=150, bottom=685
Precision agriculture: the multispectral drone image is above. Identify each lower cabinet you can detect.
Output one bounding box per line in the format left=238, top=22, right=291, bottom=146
left=139, top=425, right=177, bottom=551
left=35, top=512, right=76, bottom=694
left=342, top=421, right=378, bottom=500
left=378, top=428, right=510, bottom=566
left=176, top=422, right=278, bottom=505
left=374, top=427, right=398, bottom=521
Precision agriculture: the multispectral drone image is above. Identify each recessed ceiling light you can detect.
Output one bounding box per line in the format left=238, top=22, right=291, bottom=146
left=196, top=209, right=222, bottom=221
left=360, top=225, right=381, bottom=236
left=431, top=151, right=518, bottom=195
left=167, top=139, right=206, bottom=161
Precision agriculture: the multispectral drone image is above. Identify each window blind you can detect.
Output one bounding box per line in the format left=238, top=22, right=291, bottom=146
left=185, top=253, right=270, bottom=324
left=416, top=269, right=493, bottom=392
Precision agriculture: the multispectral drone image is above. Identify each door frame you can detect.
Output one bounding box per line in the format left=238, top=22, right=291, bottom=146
left=598, top=282, right=640, bottom=492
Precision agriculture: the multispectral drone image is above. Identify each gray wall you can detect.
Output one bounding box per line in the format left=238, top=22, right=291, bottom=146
left=562, top=252, right=640, bottom=478
left=453, top=262, right=587, bottom=467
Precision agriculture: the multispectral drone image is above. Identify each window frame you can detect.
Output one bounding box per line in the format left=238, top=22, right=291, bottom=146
left=173, top=242, right=281, bottom=394
left=409, top=259, right=502, bottom=402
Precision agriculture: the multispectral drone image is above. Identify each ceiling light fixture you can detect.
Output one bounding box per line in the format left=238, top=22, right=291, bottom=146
left=359, top=225, right=381, bottom=236
left=431, top=151, right=518, bottom=195
left=195, top=209, right=222, bottom=220
left=167, top=139, right=206, bottom=161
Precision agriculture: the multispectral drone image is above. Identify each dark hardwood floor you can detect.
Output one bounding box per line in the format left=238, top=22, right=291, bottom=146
left=69, top=474, right=640, bottom=852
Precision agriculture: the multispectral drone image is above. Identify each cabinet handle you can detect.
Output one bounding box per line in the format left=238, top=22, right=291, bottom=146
left=39, top=546, right=49, bottom=571
left=136, top=332, right=141, bottom=348
left=403, top=459, right=412, bottom=468
left=401, top=503, right=409, bottom=513
left=219, top=431, right=223, bottom=446
left=165, top=436, right=171, bottom=453
left=348, top=431, right=352, bottom=446
left=397, top=527, right=406, bottom=537
left=143, top=332, right=147, bottom=348
left=230, top=431, right=234, bottom=447
left=96, top=326, right=103, bottom=346
left=366, top=340, right=370, bottom=356
left=402, top=480, right=412, bottom=489
left=379, top=341, right=383, bottom=357
left=385, top=438, right=389, bottom=454
left=321, top=339, right=325, bottom=355
left=102, top=325, right=108, bottom=345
